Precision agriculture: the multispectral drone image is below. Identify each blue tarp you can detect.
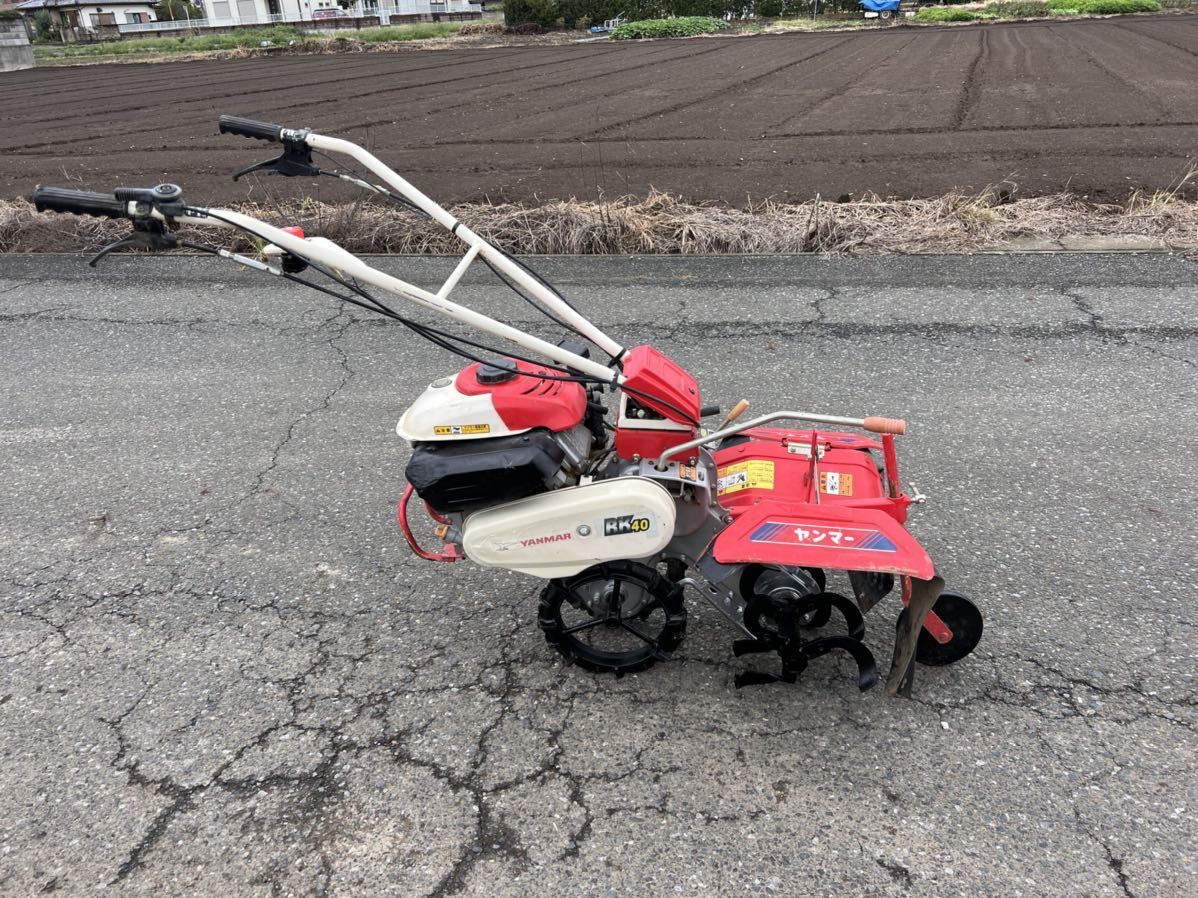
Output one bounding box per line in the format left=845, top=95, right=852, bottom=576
left=860, top=0, right=901, bottom=9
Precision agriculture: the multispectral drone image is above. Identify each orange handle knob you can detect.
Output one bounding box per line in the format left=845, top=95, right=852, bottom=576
left=864, top=416, right=906, bottom=435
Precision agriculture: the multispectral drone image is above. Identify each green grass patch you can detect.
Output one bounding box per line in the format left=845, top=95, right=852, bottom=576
left=913, top=6, right=979, bottom=19
left=767, top=16, right=875, bottom=29
left=335, top=22, right=462, bottom=42
left=1044, top=0, right=1158, bottom=8
left=981, top=1, right=1051, bottom=15
left=31, top=21, right=465, bottom=60
left=32, top=26, right=305, bottom=58
left=1075, top=0, right=1160, bottom=11
left=610, top=16, right=729, bottom=40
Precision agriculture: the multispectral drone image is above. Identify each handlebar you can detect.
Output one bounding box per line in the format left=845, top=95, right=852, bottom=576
left=32, top=186, right=128, bottom=219
left=218, top=114, right=283, bottom=143
left=654, top=409, right=908, bottom=469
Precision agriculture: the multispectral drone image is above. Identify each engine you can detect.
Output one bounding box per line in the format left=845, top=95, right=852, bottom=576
left=398, top=356, right=599, bottom=515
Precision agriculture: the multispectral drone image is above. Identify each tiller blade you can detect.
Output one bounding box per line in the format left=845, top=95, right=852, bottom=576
left=733, top=589, right=878, bottom=692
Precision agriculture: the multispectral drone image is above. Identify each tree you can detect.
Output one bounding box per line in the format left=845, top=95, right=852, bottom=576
left=32, top=8, right=53, bottom=38
left=156, top=0, right=197, bottom=20
left=504, top=0, right=561, bottom=27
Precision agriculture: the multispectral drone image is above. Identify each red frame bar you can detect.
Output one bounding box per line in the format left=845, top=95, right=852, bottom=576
left=397, top=485, right=460, bottom=563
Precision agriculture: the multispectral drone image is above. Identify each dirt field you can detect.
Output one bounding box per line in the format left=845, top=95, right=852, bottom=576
left=3, top=16, right=1196, bottom=205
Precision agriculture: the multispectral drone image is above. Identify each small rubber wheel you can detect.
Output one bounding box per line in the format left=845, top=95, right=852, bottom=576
left=539, top=561, right=686, bottom=674
left=895, top=590, right=983, bottom=666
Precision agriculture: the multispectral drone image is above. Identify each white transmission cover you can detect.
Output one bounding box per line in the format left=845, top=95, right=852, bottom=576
left=462, top=478, right=676, bottom=578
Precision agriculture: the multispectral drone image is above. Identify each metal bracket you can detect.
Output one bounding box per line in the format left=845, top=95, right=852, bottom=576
left=675, top=554, right=753, bottom=637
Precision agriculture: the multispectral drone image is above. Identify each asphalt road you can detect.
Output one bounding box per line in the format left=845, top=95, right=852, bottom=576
left=1, top=253, right=1196, bottom=897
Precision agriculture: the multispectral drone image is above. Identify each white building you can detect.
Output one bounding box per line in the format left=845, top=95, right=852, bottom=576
left=115, top=0, right=478, bottom=32
left=14, top=0, right=157, bottom=38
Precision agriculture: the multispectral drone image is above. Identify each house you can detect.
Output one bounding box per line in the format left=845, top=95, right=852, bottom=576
left=14, top=0, right=157, bottom=40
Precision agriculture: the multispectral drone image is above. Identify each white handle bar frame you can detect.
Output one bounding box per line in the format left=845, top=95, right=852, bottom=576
left=139, top=126, right=902, bottom=442
left=167, top=205, right=618, bottom=383
left=184, top=128, right=623, bottom=383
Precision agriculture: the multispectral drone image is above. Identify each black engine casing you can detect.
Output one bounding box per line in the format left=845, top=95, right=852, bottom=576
left=405, top=428, right=565, bottom=515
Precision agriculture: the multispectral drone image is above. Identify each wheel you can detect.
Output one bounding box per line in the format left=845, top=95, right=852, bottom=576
left=539, top=561, right=687, bottom=674
left=895, top=590, right=983, bottom=666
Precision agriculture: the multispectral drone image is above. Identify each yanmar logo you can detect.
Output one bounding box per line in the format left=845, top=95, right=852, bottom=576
left=520, top=531, right=572, bottom=548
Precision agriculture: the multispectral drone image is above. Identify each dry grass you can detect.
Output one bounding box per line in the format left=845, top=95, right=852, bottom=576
left=2, top=186, right=1196, bottom=256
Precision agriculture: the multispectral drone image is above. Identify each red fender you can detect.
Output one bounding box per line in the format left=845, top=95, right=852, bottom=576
left=712, top=503, right=934, bottom=580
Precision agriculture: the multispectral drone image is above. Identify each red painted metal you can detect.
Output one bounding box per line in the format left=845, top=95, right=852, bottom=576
left=398, top=485, right=460, bottom=562
left=882, top=433, right=900, bottom=500
left=713, top=503, right=935, bottom=580
left=454, top=359, right=586, bottom=433
left=899, top=575, right=953, bottom=643
left=712, top=429, right=906, bottom=523
left=612, top=426, right=693, bottom=462
left=618, top=345, right=702, bottom=425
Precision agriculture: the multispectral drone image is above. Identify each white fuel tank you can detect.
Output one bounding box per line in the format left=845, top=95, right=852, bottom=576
left=396, top=375, right=515, bottom=443
left=461, top=477, right=676, bottom=579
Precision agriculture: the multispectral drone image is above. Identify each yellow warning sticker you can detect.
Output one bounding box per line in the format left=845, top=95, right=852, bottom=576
left=717, top=460, right=775, bottom=494
left=819, top=471, right=853, bottom=496
left=434, top=423, right=491, bottom=436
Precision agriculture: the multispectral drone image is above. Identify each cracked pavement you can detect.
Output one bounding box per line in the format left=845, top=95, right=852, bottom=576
left=1, top=253, right=1195, bottom=897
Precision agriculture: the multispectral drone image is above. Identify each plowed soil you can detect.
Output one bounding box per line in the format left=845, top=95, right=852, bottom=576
left=3, top=16, right=1196, bottom=205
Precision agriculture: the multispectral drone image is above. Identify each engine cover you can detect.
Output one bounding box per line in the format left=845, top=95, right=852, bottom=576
left=397, top=358, right=586, bottom=443
left=406, top=428, right=568, bottom=515
left=461, top=478, right=676, bottom=578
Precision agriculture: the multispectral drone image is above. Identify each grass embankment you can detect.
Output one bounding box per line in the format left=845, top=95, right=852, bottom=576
left=610, top=17, right=729, bottom=39
left=3, top=187, right=1195, bottom=255
left=32, top=23, right=462, bottom=60
left=915, top=0, right=1161, bottom=21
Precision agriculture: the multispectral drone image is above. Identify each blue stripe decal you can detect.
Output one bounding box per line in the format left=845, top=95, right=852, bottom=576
left=859, top=532, right=897, bottom=551
left=749, top=522, right=785, bottom=541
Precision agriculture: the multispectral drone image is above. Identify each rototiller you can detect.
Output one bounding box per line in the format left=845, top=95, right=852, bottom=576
left=33, top=116, right=983, bottom=695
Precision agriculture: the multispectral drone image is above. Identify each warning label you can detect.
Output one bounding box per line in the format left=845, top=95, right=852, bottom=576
left=717, top=459, right=775, bottom=494
left=819, top=471, right=853, bottom=496
left=434, top=423, right=491, bottom=436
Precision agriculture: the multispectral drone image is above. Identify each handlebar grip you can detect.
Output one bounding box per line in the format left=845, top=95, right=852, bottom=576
left=218, top=114, right=283, bottom=142
left=32, top=186, right=127, bottom=219
left=863, top=416, right=906, bottom=435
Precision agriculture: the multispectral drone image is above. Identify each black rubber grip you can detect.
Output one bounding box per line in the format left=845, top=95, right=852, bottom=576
left=218, top=114, right=283, bottom=142
left=32, top=186, right=127, bottom=219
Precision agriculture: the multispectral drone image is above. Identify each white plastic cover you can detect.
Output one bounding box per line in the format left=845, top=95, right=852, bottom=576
left=461, top=478, right=676, bottom=578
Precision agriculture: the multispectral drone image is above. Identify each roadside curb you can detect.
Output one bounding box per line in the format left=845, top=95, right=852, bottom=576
left=978, top=236, right=1176, bottom=254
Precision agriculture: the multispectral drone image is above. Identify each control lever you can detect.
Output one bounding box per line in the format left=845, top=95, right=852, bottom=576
left=232, top=135, right=319, bottom=181
left=89, top=183, right=186, bottom=267
left=89, top=219, right=179, bottom=267
left=717, top=399, right=750, bottom=431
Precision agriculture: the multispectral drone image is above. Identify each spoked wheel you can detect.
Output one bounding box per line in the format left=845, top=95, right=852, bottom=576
left=895, top=590, right=983, bottom=666
left=539, top=561, right=687, bottom=674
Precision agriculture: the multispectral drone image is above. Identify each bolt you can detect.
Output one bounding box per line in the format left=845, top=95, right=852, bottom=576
left=577, top=524, right=591, bottom=536
left=632, top=454, right=641, bottom=463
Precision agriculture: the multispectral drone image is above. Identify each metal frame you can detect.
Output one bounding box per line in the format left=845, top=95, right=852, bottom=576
left=654, top=410, right=893, bottom=469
